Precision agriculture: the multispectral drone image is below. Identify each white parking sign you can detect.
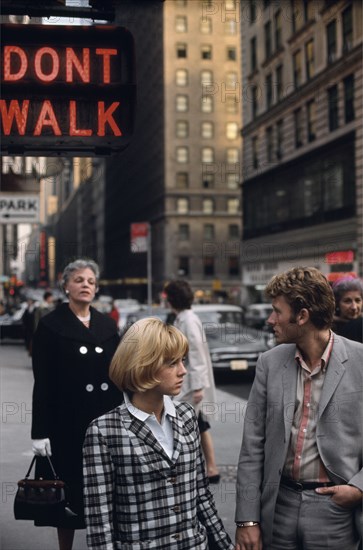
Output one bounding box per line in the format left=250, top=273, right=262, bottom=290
left=0, top=194, right=40, bottom=224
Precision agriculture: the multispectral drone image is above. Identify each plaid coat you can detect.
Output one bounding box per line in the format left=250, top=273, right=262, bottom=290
left=83, top=401, right=234, bottom=550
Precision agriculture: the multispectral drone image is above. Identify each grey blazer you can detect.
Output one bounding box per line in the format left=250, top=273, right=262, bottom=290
left=235, top=334, right=363, bottom=546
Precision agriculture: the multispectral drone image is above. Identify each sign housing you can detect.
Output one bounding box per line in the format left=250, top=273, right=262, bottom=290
left=1, top=24, right=136, bottom=156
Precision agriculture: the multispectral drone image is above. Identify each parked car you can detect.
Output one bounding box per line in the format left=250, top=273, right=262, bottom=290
left=191, top=304, right=274, bottom=374
left=121, top=307, right=172, bottom=336
left=244, top=303, right=273, bottom=329
left=0, top=302, right=27, bottom=341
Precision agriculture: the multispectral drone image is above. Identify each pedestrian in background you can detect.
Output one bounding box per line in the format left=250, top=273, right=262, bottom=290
left=165, top=279, right=220, bottom=483
left=33, top=290, right=54, bottom=331
left=31, top=259, right=122, bottom=550
left=235, top=267, right=363, bottom=550
left=332, top=276, right=363, bottom=343
left=108, top=300, right=120, bottom=328
left=83, top=317, right=234, bottom=550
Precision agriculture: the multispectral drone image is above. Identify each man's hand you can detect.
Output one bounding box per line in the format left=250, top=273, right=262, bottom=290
left=193, top=389, right=204, bottom=405
left=235, top=525, right=263, bottom=550
left=316, top=484, right=363, bottom=508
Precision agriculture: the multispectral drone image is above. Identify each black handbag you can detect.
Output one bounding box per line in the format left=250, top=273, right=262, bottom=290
left=14, top=454, right=66, bottom=522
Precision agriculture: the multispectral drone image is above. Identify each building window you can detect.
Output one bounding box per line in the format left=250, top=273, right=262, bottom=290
left=276, top=64, right=283, bottom=101
left=250, top=0, right=257, bottom=23
left=250, top=37, right=257, bottom=72
left=229, top=256, right=240, bottom=276
left=274, top=10, right=282, bottom=49
left=201, top=45, right=212, bottom=60
left=227, top=46, right=237, bottom=61
left=200, top=17, right=212, bottom=34
left=276, top=119, right=283, bottom=159
left=305, top=39, right=314, bottom=80
left=202, top=173, right=214, bottom=188
left=176, top=43, right=187, bottom=58
left=178, top=256, right=189, bottom=277
left=202, top=147, right=214, bottom=163
left=342, top=5, right=353, bottom=53
left=177, top=198, right=189, bottom=213
left=176, top=172, right=189, bottom=188
left=226, top=71, right=238, bottom=88
left=224, top=20, right=237, bottom=35
left=225, top=95, right=238, bottom=114
left=176, top=120, right=189, bottom=138
left=328, top=85, right=339, bottom=131
left=294, top=108, right=303, bottom=148
left=293, top=50, right=302, bottom=88
left=201, top=121, right=214, bottom=138
left=266, top=73, right=273, bottom=109
left=176, top=95, right=189, bottom=112
left=252, top=86, right=259, bottom=119
left=226, top=148, right=239, bottom=163
left=176, top=0, right=187, bottom=6
left=229, top=224, right=239, bottom=239
left=226, top=122, right=239, bottom=140
left=201, top=70, right=213, bottom=86
left=227, top=173, right=239, bottom=190
left=204, top=224, right=215, bottom=240
left=201, top=96, right=213, bottom=113
left=266, top=126, right=273, bottom=162
left=227, top=198, right=239, bottom=214
left=264, top=21, right=272, bottom=59
left=179, top=224, right=190, bottom=240
left=307, top=99, right=316, bottom=142
left=203, top=256, right=215, bottom=276
left=291, top=0, right=303, bottom=33
left=175, top=16, right=187, bottom=33
left=176, top=146, right=189, bottom=163
left=176, top=69, right=188, bottom=86
left=252, top=136, right=259, bottom=168
left=203, top=198, right=214, bottom=214
left=326, top=20, right=337, bottom=63
left=344, top=74, right=354, bottom=123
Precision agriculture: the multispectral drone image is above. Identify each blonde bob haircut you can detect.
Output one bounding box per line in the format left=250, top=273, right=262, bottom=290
left=109, top=317, right=189, bottom=393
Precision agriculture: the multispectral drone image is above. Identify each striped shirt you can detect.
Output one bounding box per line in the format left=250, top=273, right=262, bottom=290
left=283, top=332, right=334, bottom=482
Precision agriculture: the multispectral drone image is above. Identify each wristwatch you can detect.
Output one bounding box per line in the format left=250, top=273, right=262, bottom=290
left=236, top=521, right=260, bottom=528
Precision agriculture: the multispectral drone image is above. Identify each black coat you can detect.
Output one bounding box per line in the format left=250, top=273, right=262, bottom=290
left=31, top=303, right=122, bottom=528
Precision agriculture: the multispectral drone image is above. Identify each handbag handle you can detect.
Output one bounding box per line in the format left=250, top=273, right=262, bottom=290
left=25, top=453, right=60, bottom=480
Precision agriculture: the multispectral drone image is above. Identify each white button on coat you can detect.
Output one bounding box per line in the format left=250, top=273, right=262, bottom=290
left=79, top=346, right=88, bottom=354
left=86, top=384, right=94, bottom=392
left=101, top=383, right=109, bottom=391
left=95, top=347, right=103, bottom=353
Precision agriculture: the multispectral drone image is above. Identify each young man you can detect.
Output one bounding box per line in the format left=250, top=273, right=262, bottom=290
left=235, top=267, right=363, bottom=550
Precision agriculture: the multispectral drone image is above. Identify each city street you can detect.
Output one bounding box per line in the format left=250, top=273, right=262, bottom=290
left=0, top=342, right=250, bottom=550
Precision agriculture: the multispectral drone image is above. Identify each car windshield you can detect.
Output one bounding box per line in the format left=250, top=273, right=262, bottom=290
left=196, top=311, right=243, bottom=325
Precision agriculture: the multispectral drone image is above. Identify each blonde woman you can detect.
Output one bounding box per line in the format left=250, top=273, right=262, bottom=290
left=83, top=318, right=234, bottom=550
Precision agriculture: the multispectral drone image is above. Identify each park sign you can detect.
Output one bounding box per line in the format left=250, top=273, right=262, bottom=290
left=0, top=24, right=136, bottom=156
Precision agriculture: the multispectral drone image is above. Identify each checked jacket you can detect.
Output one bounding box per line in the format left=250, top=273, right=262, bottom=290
left=83, top=401, right=233, bottom=550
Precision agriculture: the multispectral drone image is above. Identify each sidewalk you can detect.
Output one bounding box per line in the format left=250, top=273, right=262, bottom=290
left=0, top=344, right=247, bottom=549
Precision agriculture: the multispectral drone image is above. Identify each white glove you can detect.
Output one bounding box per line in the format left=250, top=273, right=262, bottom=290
left=32, top=438, right=52, bottom=456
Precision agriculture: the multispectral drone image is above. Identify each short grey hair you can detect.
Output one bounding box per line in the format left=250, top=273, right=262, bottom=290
left=332, top=277, right=363, bottom=305
left=61, top=259, right=100, bottom=290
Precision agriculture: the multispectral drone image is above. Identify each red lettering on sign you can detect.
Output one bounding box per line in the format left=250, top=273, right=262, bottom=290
left=34, top=47, right=59, bottom=82
left=95, top=48, right=117, bottom=84
left=69, top=100, right=92, bottom=136
left=4, top=46, right=28, bottom=81
left=34, top=100, right=61, bottom=135
left=97, top=101, right=121, bottom=136
left=0, top=99, right=29, bottom=134
left=66, top=48, right=90, bottom=83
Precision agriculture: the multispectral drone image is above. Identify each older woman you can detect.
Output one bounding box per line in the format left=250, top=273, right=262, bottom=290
left=31, top=259, right=122, bottom=550
left=83, top=318, right=234, bottom=550
left=332, top=276, right=363, bottom=343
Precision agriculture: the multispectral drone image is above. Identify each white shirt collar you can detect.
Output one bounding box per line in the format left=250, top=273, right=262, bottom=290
left=123, top=392, right=176, bottom=422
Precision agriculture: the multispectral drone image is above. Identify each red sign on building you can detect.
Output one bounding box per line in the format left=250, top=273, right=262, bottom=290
left=0, top=24, right=136, bottom=156
left=130, top=223, right=149, bottom=254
